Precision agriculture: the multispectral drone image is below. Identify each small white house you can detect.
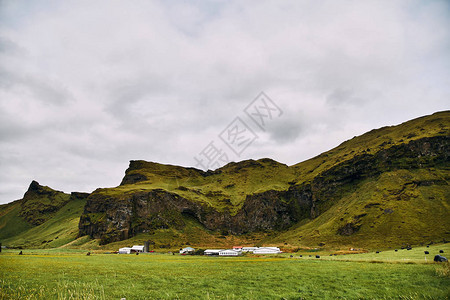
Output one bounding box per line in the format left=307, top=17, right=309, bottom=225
left=219, top=249, right=242, bottom=256
left=131, top=245, right=144, bottom=253
left=180, top=247, right=195, bottom=254
left=253, top=247, right=282, bottom=254
left=118, top=245, right=144, bottom=254
left=204, top=249, right=223, bottom=256
left=118, top=247, right=132, bottom=254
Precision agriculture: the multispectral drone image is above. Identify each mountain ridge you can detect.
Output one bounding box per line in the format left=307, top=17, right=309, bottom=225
left=0, top=110, right=448, bottom=250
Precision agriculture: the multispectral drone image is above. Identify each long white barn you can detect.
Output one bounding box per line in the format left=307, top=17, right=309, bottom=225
left=204, top=249, right=223, bottom=256
left=253, top=247, right=282, bottom=254
left=218, top=249, right=241, bottom=256
left=118, top=245, right=144, bottom=254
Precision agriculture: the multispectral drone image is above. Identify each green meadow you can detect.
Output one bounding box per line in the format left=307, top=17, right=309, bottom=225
left=1, top=244, right=449, bottom=299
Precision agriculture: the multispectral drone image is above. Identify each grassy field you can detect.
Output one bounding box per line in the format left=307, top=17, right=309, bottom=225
left=1, top=244, right=449, bottom=299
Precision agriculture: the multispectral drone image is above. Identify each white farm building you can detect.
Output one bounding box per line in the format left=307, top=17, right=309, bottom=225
left=180, top=247, right=195, bottom=254
left=253, top=247, right=282, bottom=254
left=219, top=249, right=242, bottom=256
left=131, top=245, right=144, bottom=253
left=204, top=249, right=223, bottom=256
left=118, top=247, right=132, bottom=254
left=118, top=245, right=144, bottom=254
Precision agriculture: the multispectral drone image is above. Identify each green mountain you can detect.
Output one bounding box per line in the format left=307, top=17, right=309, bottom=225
left=1, top=111, right=449, bottom=250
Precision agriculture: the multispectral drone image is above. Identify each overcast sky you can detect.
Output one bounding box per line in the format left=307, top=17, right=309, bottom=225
left=0, top=0, right=449, bottom=204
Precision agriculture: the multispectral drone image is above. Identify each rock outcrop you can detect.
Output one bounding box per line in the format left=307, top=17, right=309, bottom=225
left=19, top=181, right=71, bottom=225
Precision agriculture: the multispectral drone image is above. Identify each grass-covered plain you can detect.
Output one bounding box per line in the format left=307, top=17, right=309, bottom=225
left=1, top=244, right=449, bottom=299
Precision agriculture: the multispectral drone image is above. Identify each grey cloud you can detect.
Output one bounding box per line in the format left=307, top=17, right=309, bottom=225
left=0, top=0, right=449, bottom=204
left=0, top=111, right=30, bottom=141
left=0, top=36, right=26, bottom=55
left=266, top=117, right=304, bottom=144
left=0, top=69, right=72, bottom=105
left=325, top=89, right=372, bottom=106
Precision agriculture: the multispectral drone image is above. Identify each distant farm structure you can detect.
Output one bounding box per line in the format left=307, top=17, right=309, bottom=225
left=118, top=245, right=144, bottom=254
left=179, top=247, right=195, bottom=254
left=253, top=247, right=282, bottom=254
left=116, top=245, right=282, bottom=256
left=204, top=249, right=223, bottom=256
left=205, top=246, right=282, bottom=256
left=218, top=249, right=241, bottom=256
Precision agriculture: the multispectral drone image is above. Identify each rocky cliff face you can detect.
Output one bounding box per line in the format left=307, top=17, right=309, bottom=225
left=78, top=135, right=449, bottom=244
left=79, top=189, right=215, bottom=244
left=79, top=188, right=299, bottom=244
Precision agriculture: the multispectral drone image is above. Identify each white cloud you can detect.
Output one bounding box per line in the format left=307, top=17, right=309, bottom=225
left=0, top=0, right=449, bottom=203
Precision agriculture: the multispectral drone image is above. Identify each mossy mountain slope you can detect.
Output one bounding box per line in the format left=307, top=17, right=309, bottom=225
left=0, top=182, right=89, bottom=248
left=114, top=157, right=295, bottom=213
left=291, top=110, right=449, bottom=184
left=270, top=167, right=449, bottom=249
